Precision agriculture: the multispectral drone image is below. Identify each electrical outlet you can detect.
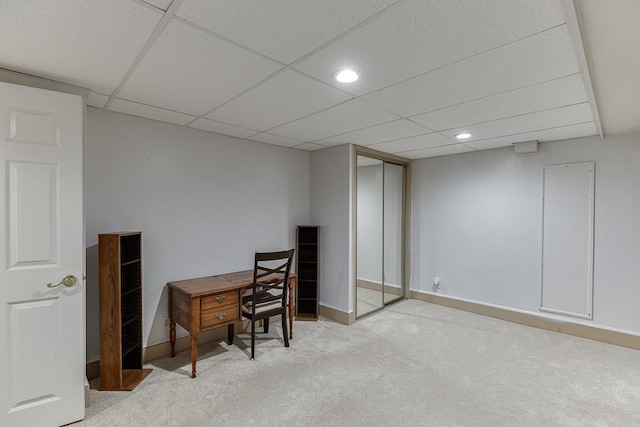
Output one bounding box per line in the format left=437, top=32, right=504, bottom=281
left=433, top=277, right=440, bottom=290
left=162, top=317, right=170, bottom=329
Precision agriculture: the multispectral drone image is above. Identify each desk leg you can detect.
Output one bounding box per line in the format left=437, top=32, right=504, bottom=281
left=169, top=288, right=176, bottom=357
left=170, top=321, right=176, bottom=357
left=190, top=335, right=198, bottom=378
left=227, top=324, right=234, bottom=345
left=288, top=302, right=293, bottom=339
left=289, top=278, right=296, bottom=340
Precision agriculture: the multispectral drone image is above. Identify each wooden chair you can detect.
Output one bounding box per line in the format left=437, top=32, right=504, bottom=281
left=242, top=249, right=295, bottom=359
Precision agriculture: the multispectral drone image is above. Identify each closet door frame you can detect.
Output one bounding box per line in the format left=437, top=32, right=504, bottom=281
left=352, top=145, right=412, bottom=319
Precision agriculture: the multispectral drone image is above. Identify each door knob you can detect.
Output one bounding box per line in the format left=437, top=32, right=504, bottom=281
left=47, top=275, right=78, bottom=288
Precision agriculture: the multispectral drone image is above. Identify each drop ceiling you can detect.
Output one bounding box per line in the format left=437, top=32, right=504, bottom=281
left=1, top=0, right=631, bottom=159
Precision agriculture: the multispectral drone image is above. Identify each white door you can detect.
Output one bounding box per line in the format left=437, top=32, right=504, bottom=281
left=0, top=81, right=84, bottom=426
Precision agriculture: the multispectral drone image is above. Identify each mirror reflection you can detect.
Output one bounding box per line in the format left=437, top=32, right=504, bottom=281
left=356, top=156, right=384, bottom=317
left=383, top=162, right=404, bottom=305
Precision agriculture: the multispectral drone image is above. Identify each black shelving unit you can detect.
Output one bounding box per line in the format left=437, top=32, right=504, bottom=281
left=296, top=226, right=320, bottom=320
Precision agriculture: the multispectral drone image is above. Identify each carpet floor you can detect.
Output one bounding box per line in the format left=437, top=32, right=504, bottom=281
left=78, top=299, right=640, bottom=426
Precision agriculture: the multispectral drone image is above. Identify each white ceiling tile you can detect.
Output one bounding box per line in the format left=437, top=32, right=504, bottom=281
left=108, top=98, right=196, bottom=125
left=248, top=133, right=303, bottom=148
left=363, top=25, right=580, bottom=117
left=206, top=70, right=350, bottom=131
left=535, top=122, right=598, bottom=142
left=464, top=122, right=598, bottom=150
left=0, top=0, right=162, bottom=94
left=399, top=144, right=474, bottom=159
left=579, top=0, right=640, bottom=135
left=188, top=118, right=258, bottom=139
left=142, top=0, right=173, bottom=11
left=411, top=74, right=589, bottom=131
left=118, top=20, right=282, bottom=116
left=317, top=119, right=431, bottom=146
left=269, top=99, right=398, bottom=142
left=87, top=92, right=110, bottom=108
left=293, top=143, right=326, bottom=151
left=176, top=0, right=398, bottom=64
left=441, top=103, right=594, bottom=142
left=296, top=0, right=565, bottom=95
left=368, top=133, right=454, bottom=153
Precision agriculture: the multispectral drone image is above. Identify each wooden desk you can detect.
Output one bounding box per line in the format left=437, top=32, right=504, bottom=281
left=167, top=270, right=297, bottom=378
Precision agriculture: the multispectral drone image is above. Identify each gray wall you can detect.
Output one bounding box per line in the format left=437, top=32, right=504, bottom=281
left=310, top=144, right=353, bottom=314
left=411, top=132, right=640, bottom=333
left=84, top=105, right=640, bottom=364
left=85, top=108, right=310, bottom=362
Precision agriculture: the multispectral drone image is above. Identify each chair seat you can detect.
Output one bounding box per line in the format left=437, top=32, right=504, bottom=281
left=242, top=300, right=283, bottom=314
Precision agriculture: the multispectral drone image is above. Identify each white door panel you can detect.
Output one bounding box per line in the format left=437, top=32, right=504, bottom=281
left=8, top=161, right=59, bottom=268
left=9, top=108, right=60, bottom=146
left=9, top=299, right=60, bottom=410
left=0, top=81, right=84, bottom=426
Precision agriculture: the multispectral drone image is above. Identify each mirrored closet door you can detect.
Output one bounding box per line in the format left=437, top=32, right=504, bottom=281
left=356, top=154, right=406, bottom=318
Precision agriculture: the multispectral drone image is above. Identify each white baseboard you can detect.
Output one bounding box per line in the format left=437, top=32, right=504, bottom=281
left=410, top=289, right=640, bottom=351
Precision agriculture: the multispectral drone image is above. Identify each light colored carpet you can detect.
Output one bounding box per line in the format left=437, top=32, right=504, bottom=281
left=356, top=287, right=401, bottom=317
left=78, top=300, right=640, bottom=426
left=356, top=286, right=383, bottom=316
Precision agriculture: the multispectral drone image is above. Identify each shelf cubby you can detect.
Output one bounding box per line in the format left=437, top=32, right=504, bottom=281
left=296, top=226, right=319, bottom=320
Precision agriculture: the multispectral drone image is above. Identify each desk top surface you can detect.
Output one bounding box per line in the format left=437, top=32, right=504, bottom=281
left=167, top=270, right=296, bottom=297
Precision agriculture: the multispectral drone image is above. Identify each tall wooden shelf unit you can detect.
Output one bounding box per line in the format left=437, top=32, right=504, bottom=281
left=296, top=226, right=320, bottom=320
left=98, top=231, right=151, bottom=391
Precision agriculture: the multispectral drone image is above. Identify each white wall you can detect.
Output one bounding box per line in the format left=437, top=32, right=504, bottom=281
left=85, top=108, right=310, bottom=362
left=412, top=132, right=640, bottom=334
left=310, top=144, right=353, bottom=313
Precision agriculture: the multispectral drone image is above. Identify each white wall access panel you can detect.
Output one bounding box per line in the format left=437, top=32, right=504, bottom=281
left=540, top=162, right=595, bottom=319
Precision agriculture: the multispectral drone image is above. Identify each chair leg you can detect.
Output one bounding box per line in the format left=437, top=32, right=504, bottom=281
left=263, top=318, right=269, bottom=333
left=251, top=319, right=255, bottom=360
left=282, top=312, right=289, bottom=348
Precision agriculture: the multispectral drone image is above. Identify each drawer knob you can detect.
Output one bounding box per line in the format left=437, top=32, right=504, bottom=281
left=216, top=312, right=227, bottom=320
left=215, top=295, right=227, bottom=303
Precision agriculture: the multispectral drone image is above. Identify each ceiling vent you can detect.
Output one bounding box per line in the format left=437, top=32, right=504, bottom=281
left=513, top=140, right=539, bottom=154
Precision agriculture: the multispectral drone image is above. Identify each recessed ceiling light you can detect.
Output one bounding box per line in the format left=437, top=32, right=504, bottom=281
left=333, top=69, right=359, bottom=83
left=455, top=133, right=472, bottom=140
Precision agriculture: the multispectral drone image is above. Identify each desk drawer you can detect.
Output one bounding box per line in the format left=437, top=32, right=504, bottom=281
left=201, top=291, right=239, bottom=310
left=201, top=303, right=239, bottom=329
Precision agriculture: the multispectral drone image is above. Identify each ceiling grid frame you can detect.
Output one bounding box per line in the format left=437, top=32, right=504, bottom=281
left=104, top=0, right=186, bottom=109
left=0, top=0, right=614, bottom=158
